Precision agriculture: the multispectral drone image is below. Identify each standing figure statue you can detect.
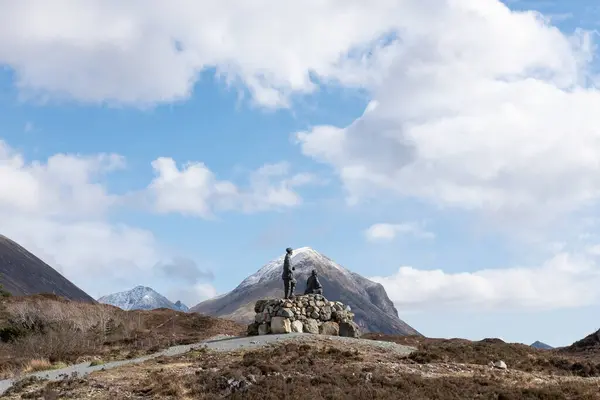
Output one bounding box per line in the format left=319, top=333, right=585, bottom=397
left=282, top=247, right=296, bottom=299
left=304, top=269, right=323, bottom=295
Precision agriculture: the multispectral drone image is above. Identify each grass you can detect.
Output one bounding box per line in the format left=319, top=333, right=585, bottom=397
left=5, top=339, right=600, bottom=399
left=363, top=333, right=600, bottom=377
left=4, top=295, right=600, bottom=399
left=0, top=294, right=245, bottom=377
left=22, top=359, right=67, bottom=373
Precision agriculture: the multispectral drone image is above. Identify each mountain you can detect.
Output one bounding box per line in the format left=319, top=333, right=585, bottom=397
left=174, top=300, right=189, bottom=312
left=191, top=247, right=420, bottom=335
left=98, top=286, right=188, bottom=312
left=0, top=235, right=95, bottom=302
left=561, top=329, right=600, bottom=354
left=531, top=341, right=553, bottom=350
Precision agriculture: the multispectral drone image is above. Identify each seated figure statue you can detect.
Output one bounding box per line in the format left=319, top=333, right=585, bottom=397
left=304, top=269, right=323, bottom=295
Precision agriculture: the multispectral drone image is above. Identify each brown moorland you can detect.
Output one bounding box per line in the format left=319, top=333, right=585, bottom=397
left=4, top=335, right=600, bottom=399
left=3, top=295, right=600, bottom=399
left=0, top=294, right=245, bottom=378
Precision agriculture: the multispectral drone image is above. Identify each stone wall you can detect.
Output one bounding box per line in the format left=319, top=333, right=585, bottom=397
left=247, top=294, right=361, bottom=337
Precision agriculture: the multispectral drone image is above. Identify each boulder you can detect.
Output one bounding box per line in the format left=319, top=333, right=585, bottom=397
left=271, top=317, right=291, bottom=334
left=258, top=323, right=270, bottom=336
left=320, top=321, right=340, bottom=336
left=277, top=308, right=295, bottom=318
left=303, top=318, right=319, bottom=334
left=254, top=299, right=272, bottom=313
left=339, top=321, right=361, bottom=338
left=247, top=323, right=259, bottom=336
left=291, top=320, right=304, bottom=333
left=492, top=360, right=507, bottom=370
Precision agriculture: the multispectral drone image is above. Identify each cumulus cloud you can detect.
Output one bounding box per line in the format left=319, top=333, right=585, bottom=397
left=0, top=140, right=161, bottom=298
left=0, top=138, right=312, bottom=301
left=148, top=158, right=315, bottom=217
left=365, top=222, right=435, bottom=242
left=370, top=251, right=600, bottom=312
left=0, top=0, right=401, bottom=108
left=296, top=0, right=600, bottom=226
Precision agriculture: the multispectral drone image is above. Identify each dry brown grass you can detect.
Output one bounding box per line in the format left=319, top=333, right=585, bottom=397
left=0, top=294, right=244, bottom=377
left=5, top=338, right=600, bottom=400
left=363, top=333, right=600, bottom=378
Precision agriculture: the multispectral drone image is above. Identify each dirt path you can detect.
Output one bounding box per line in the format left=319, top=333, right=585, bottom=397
left=0, top=333, right=416, bottom=396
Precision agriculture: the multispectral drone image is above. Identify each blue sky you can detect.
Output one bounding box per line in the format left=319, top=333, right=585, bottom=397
left=1, top=0, right=600, bottom=347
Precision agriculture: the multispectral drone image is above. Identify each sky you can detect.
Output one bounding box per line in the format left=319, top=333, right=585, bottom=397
left=1, top=0, right=600, bottom=347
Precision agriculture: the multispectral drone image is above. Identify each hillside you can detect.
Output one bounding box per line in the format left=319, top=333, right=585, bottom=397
left=0, top=294, right=245, bottom=379
left=0, top=235, right=94, bottom=302
left=98, top=286, right=189, bottom=312
left=5, top=331, right=600, bottom=399
left=191, top=247, right=419, bottom=335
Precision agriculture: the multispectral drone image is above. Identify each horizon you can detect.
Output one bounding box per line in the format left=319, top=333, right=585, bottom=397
left=1, top=0, right=600, bottom=347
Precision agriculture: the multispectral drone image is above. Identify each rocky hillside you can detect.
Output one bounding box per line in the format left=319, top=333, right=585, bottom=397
left=0, top=235, right=94, bottom=302
left=561, top=328, right=600, bottom=355
left=191, top=247, right=420, bottom=335
left=98, top=286, right=188, bottom=312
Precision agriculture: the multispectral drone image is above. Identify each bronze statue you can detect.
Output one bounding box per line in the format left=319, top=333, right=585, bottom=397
left=304, top=269, right=323, bottom=295
left=282, top=247, right=296, bottom=299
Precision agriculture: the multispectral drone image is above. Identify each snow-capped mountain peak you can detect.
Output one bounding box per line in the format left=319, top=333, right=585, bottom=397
left=191, top=246, right=420, bottom=336
left=238, top=246, right=351, bottom=290
left=98, top=286, right=188, bottom=312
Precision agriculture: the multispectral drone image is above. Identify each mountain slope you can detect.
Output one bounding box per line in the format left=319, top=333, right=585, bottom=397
left=0, top=235, right=95, bottom=302
left=191, top=247, right=420, bottom=335
left=98, top=286, right=188, bottom=312
left=531, top=341, right=553, bottom=350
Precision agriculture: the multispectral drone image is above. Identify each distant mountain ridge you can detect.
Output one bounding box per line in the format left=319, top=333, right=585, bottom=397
left=531, top=341, right=553, bottom=350
left=0, top=235, right=95, bottom=302
left=191, top=247, right=420, bottom=335
left=98, top=286, right=189, bottom=312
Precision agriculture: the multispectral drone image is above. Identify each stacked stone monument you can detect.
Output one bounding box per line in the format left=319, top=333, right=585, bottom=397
left=247, top=293, right=361, bottom=338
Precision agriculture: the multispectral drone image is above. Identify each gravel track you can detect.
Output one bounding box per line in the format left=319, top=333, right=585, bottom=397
left=0, top=333, right=416, bottom=395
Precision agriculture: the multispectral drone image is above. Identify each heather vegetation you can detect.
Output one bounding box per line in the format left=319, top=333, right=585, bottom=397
left=0, top=294, right=244, bottom=378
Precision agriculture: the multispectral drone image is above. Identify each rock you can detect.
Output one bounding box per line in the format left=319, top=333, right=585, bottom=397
left=258, top=323, right=270, bottom=336
left=320, top=306, right=332, bottom=321
left=339, top=321, right=361, bottom=338
left=303, top=319, right=319, bottom=334
left=254, top=299, right=271, bottom=313
left=271, top=317, right=292, bottom=334
left=492, top=360, right=507, bottom=370
left=250, top=295, right=358, bottom=336
left=291, top=320, right=304, bottom=333
left=277, top=308, right=295, bottom=318
left=247, top=323, right=259, bottom=336
left=320, top=321, right=340, bottom=336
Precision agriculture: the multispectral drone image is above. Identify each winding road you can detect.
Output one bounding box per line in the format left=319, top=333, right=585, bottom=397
left=0, top=333, right=416, bottom=396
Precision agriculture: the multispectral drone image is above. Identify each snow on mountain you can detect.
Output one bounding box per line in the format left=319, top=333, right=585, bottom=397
left=174, top=300, right=189, bottom=312
left=98, top=286, right=188, bottom=312
left=238, top=247, right=350, bottom=289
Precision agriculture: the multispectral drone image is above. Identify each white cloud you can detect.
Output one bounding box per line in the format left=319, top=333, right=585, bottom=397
left=365, top=222, right=434, bottom=242
left=148, top=158, right=315, bottom=217
left=296, top=0, right=600, bottom=227
left=371, top=251, right=600, bottom=312
left=0, top=141, right=219, bottom=302
left=0, top=0, right=401, bottom=108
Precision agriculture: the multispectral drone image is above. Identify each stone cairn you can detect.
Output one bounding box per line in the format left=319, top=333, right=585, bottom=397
left=247, top=293, right=361, bottom=338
